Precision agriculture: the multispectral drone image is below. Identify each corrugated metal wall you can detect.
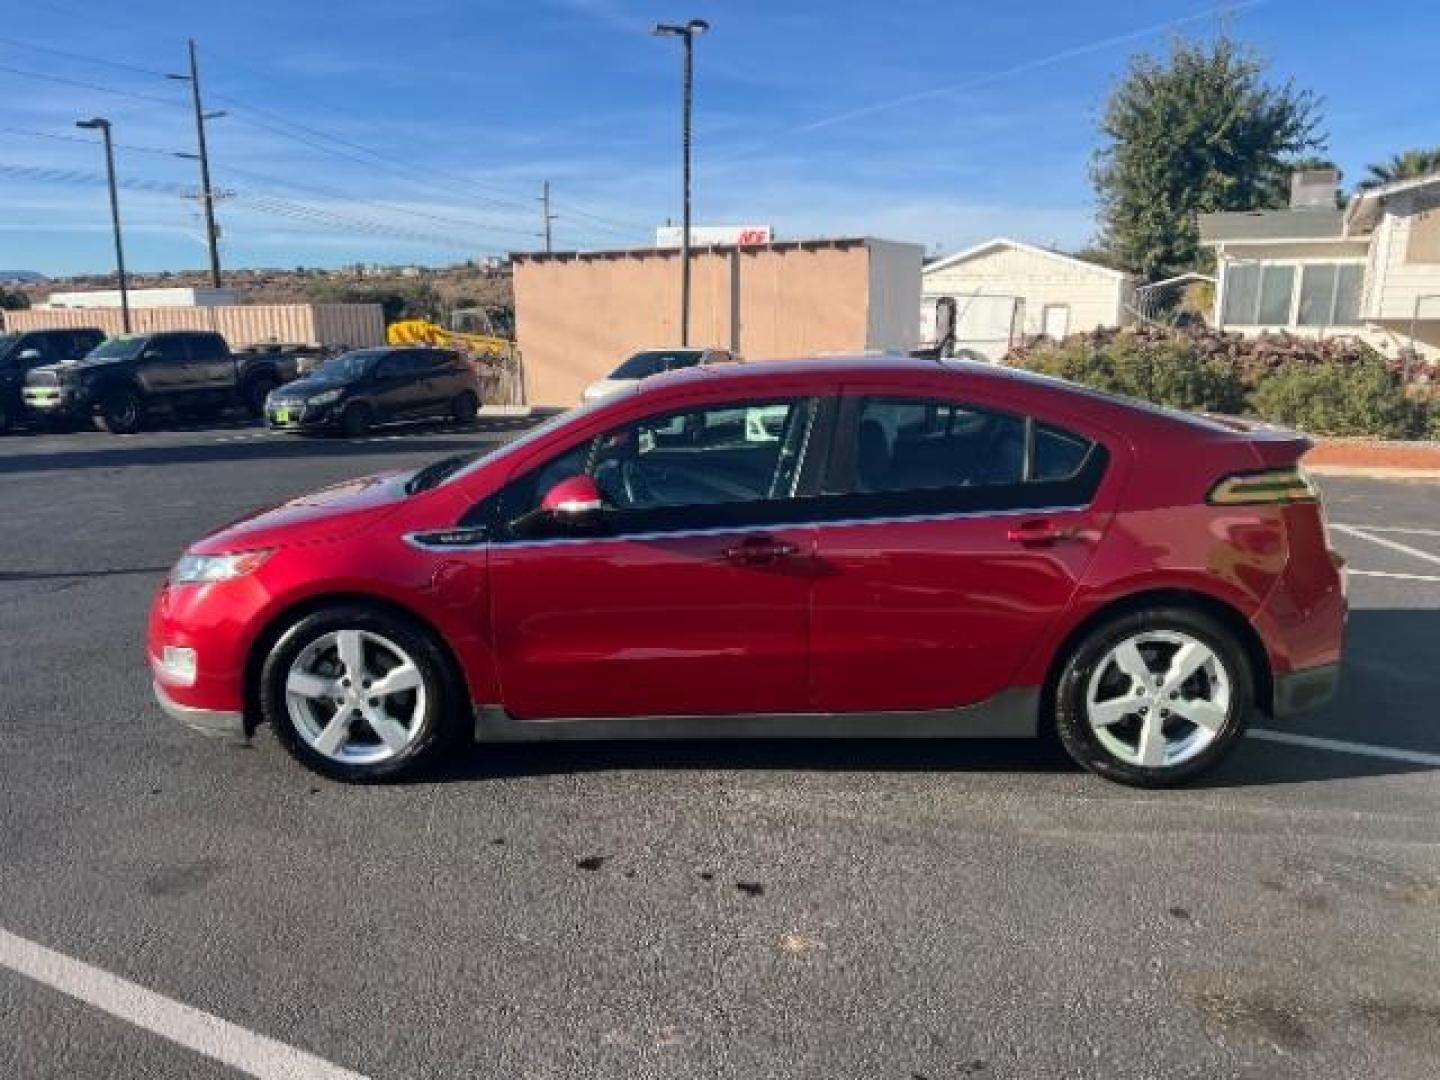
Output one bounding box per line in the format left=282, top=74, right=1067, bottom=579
left=1, top=304, right=385, bottom=347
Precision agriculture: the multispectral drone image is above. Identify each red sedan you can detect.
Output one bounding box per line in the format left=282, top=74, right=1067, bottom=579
left=149, top=357, right=1345, bottom=786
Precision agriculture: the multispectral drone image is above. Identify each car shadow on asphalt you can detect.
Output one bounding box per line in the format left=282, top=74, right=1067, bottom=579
left=414, top=609, right=1438, bottom=790
left=0, top=418, right=536, bottom=475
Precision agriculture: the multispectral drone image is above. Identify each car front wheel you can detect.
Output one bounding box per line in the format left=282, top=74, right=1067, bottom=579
left=1052, top=607, right=1253, bottom=787
left=260, top=605, right=462, bottom=781
left=94, top=386, right=143, bottom=434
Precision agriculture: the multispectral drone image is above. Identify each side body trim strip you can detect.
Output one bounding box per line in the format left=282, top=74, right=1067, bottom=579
left=472, top=687, right=1040, bottom=742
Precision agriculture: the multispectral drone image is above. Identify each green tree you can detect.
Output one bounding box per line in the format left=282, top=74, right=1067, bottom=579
left=0, top=286, right=30, bottom=311
left=1093, top=35, right=1323, bottom=281
left=1357, top=147, right=1440, bottom=191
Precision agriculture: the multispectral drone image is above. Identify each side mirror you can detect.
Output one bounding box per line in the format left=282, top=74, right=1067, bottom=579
left=540, top=475, right=604, bottom=518
left=17, top=348, right=42, bottom=362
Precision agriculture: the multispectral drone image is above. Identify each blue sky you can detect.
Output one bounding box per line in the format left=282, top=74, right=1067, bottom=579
left=2, top=0, right=1437, bottom=276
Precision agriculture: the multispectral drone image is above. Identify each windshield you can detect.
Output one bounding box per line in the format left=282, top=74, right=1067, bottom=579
left=610, top=349, right=704, bottom=380
left=0, top=333, right=20, bottom=358
left=445, top=396, right=620, bottom=489
left=405, top=451, right=485, bottom=495
left=309, top=350, right=382, bottom=382
left=85, top=336, right=146, bottom=360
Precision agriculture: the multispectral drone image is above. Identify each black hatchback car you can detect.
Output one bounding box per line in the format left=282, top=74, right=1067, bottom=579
left=0, top=327, right=105, bottom=433
left=265, top=346, right=481, bottom=436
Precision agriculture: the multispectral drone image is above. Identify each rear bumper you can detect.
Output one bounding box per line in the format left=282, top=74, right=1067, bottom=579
left=1272, top=662, right=1340, bottom=718
left=153, top=680, right=247, bottom=741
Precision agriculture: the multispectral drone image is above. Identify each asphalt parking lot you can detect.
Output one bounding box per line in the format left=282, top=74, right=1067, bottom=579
left=1, top=417, right=1437, bottom=1080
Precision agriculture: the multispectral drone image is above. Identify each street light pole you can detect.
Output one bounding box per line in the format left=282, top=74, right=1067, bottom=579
left=652, top=18, right=709, bottom=347
left=170, top=39, right=226, bottom=289
left=76, top=117, right=130, bottom=333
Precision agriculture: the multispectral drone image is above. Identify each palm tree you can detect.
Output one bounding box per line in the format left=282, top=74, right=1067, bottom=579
left=1357, top=148, right=1440, bottom=190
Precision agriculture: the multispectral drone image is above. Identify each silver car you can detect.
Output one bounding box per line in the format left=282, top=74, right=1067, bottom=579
left=581, top=347, right=736, bottom=403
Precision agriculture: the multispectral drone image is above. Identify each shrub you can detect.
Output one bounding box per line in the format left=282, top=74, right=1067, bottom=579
left=1013, top=330, right=1247, bottom=414
left=1248, top=358, right=1422, bottom=439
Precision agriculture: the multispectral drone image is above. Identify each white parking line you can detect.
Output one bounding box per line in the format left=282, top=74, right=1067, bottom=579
left=1347, top=569, right=1440, bottom=584
left=0, top=929, right=370, bottom=1080
left=1249, top=728, right=1440, bottom=767
left=1332, top=523, right=1440, bottom=538
left=1330, top=524, right=1440, bottom=569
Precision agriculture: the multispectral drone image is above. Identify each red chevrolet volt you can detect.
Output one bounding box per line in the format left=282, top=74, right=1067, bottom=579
left=149, top=357, right=1345, bottom=786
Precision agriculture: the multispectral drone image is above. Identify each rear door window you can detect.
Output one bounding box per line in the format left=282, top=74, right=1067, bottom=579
left=827, top=394, right=1106, bottom=516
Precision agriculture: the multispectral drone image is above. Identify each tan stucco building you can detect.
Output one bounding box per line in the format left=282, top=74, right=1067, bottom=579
left=512, top=237, right=922, bottom=406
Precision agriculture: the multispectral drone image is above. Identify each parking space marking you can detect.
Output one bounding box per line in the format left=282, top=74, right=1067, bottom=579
left=1332, top=523, right=1440, bottom=539
left=1347, top=569, right=1440, bottom=584
left=1250, top=728, right=1440, bottom=767
left=1330, top=523, right=1440, bottom=569
left=0, top=928, right=370, bottom=1080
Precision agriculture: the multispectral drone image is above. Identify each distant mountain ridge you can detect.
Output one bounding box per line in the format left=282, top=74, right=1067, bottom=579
left=0, top=271, right=47, bottom=284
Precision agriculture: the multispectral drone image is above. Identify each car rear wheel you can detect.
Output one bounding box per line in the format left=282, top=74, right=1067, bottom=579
left=1052, top=607, right=1253, bottom=787
left=260, top=605, right=462, bottom=781
left=94, top=386, right=143, bottom=434
left=0, top=399, right=11, bottom=434
left=339, top=402, right=372, bottom=438
left=450, top=390, right=479, bottom=423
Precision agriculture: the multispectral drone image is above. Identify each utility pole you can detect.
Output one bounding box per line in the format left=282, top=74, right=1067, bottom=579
left=170, top=39, right=226, bottom=288
left=540, top=180, right=555, bottom=253
left=652, top=18, right=709, bottom=346
left=75, top=118, right=130, bottom=333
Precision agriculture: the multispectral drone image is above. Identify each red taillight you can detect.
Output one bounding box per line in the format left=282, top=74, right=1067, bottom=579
left=1208, top=466, right=1319, bottom=506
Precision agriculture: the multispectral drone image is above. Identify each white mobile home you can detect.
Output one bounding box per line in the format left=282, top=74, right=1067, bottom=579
left=920, top=238, right=1136, bottom=361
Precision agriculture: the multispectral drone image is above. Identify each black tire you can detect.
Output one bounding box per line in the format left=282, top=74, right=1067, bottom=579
left=1052, top=606, right=1254, bottom=788
left=450, top=390, right=479, bottom=423
left=0, top=399, right=11, bottom=435
left=241, top=374, right=277, bottom=418
left=339, top=402, right=372, bottom=438
left=94, top=386, right=144, bottom=434
left=260, top=603, right=464, bottom=782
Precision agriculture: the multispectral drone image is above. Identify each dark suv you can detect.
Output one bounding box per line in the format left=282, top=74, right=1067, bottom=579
left=22, top=330, right=289, bottom=433
left=264, top=347, right=481, bottom=436
left=0, top=327, right=105, bottom=433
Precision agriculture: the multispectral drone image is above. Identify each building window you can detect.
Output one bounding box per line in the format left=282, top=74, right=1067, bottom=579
left=1297, top=264, right=1363, bottom=326
left=1407, top=210, right=1440, bottom=264
left=1222, top=263, right=1295, bottom=326
left=1224, top=261, right=1363, bottom=328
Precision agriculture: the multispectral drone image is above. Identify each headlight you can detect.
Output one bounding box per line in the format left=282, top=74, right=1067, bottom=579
left=308, top=388, right=343, bottom=406
left=169, top=550, right=272, bottom=585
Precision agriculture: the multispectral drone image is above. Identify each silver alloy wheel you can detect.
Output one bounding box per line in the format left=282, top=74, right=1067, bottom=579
left=285, top=628, right=427, bottom=765
left=1084, top=630, right=1232, bottom=769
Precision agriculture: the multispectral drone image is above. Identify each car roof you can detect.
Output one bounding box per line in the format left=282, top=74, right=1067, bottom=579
left=637, top=354, right=1245, bottom=438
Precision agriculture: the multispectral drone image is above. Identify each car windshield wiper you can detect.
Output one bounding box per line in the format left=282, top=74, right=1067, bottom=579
left=405, top=452, right=483, bottom=495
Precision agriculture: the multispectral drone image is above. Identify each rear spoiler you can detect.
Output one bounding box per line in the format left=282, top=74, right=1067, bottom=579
left=1195, top=413, right=1312, bottom=469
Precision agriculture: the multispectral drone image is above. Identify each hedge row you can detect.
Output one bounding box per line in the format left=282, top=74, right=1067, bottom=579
left=1008, top=329, right=1437, bottom=440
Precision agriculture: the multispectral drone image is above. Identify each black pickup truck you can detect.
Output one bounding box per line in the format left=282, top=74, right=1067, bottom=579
left=0, top=327, right=106, bottom=433
left=22, top=330, right=294, bottom=434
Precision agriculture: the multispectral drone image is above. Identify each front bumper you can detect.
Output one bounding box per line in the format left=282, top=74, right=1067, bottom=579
left=153, top=680, right=248, bottom=741
left=267, top=400, right=339, bottom=431
left=21, top=385, right=90, bottom=417
left=1272, top=662, right=1340, bottom=718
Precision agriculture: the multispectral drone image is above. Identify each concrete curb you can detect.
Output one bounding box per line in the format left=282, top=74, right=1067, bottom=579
left=1305, top=464, right=1440, bottom=482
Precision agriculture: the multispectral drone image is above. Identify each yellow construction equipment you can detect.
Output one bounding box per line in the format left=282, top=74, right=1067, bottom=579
left=385, top=319, right=511, bottom=360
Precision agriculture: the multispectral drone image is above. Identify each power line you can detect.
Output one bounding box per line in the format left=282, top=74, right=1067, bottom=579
left=0, top=33, right=169, bottom=79
left=0, top=161, right=507, bottom=254
left=0, top=127, right=179, bottom=156
left=0, top=62, right=184, bottom=109
left=0, top=31, right=651, bottom=242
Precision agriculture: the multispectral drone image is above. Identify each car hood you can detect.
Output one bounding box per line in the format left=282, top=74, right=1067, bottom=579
left=28, top=356, right=125, bottom=380
left=273, top=375, right=349, bottom=398
left=191, top=469, right=411, bottom=553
